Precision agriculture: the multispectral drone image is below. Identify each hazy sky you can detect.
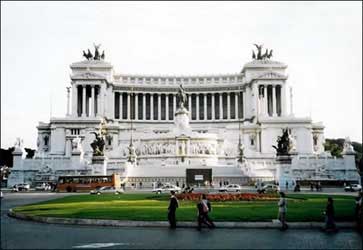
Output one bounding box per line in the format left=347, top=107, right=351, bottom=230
left=1, top=2, right=362, bottom=149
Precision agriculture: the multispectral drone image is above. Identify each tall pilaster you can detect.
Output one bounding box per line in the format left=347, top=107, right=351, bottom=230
left=71, top=84, right=77, bottom=117
left=81, top=85, right=86, bottom=117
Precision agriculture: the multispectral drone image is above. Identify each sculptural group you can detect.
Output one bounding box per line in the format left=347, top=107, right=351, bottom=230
left=252, top=44, right=273, bottom=60
left=83, top=43, right=105, bottom=61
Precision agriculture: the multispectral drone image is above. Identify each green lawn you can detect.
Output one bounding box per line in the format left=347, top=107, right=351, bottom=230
left=13, top=193, right=357, bottom=222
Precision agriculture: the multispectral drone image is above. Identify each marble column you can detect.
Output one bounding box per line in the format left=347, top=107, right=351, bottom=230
left=158, top=94, right=161, bottom=121
left=204, top=93, right=207, bottom=120
left=119, top=92, right=123, bottom=120
left=142, top=94, right=146, bottom=120
left=235, top=93, right=238, bottom=120
left=211, top=93, right=215, bottom=120
left=127, top=93, right=131, bottom=120
left=196, top=94, right=199, bottom=120
left=135, top=93, right=139, bottom=120
left=227, top=92, right=231, bottom=120
left=165, top=94, right=169, bottom=121
left=91, top=86, right=95, bottom=117
left=219, top=93, right=223, bottom=120
left=272, top=85, right=277, bottom=117
left=263, top=85, right=268, bottom=116
left=81, top=85, right=86, bottom=117
left=150, top=94, right=154, bottom=121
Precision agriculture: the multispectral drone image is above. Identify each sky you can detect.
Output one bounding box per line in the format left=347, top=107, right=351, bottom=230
left=1, top=1, right=362, bottom=149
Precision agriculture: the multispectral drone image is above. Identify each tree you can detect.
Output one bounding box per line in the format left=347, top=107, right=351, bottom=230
left=0, top=147, right=15, bottom=167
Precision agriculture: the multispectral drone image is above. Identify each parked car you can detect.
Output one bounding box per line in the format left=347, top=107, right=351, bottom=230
left=257, top=184, right=279, bottom=194
left=344, top=184, right=362, bottom=192
left=90, top=186, right=124, bottom=195
left=12, top=183, right=30, bottom=192
left=219, top=184, right=242, bottom=192
left=152, top=184, right=181, bottom=194
left=35, top=183, right=51, bottom=191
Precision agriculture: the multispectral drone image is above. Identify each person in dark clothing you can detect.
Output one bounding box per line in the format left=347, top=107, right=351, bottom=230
left=355, top=192, right=363, bottom=231
left=197, top=194, right=215, bottom=231
left=324, top=197, right=337, bottom=232
left=168, top=191, right=179, bottom=229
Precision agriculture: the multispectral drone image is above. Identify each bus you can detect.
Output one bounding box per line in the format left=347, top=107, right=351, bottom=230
left=56, top=174, right=121, bottom=192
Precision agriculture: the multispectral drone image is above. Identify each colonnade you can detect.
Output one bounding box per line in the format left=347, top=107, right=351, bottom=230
left=69, top=83, right=286, bottom=120
left=71, top=84, right=101, bottom=117
left=258, top=84, right=286, bottom=117
left=114, top=92, right=245, bottom=121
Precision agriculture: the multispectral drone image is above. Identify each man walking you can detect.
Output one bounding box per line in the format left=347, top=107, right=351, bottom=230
left=168, top=191, right=179, bottom=229
left=197, top=194, right=215, bottom=231
left=278, top=192, right=288, bottom=230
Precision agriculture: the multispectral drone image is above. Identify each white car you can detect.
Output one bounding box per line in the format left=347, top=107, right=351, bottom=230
left=219, top=184, right=242, bottom=192
left=12, top=183, right=30, bottom=192
left=344, top=184, right=362, bottom=192
left=35, top=183, right=52, bottom=191
left=90, top=186, right=124, bottom=195
left=257, top=184, right=280, bottom=194
left=152, top=184, right=181, bottom=194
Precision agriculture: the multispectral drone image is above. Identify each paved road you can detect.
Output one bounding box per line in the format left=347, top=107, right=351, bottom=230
left=1, top=193, right=362, bottom=249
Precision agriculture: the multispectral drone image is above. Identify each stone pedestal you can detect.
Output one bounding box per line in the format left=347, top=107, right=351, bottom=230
left=91, top=155, right=107, bottom=175
left=92, top=155, right=105, bottom=164
left=174, top=107, right=191, bottom=135
left=276, top=155, right=292, bottom=164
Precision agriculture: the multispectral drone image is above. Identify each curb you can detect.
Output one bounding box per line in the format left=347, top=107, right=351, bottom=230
left=8, top=209, right=356, bottom=229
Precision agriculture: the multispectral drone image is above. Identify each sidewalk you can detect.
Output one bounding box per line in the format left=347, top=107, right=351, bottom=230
left=8, top=209, right=356, bottom=229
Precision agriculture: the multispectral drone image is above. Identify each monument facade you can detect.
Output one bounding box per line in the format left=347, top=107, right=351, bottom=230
left=8, top=45, right=359, bottom=188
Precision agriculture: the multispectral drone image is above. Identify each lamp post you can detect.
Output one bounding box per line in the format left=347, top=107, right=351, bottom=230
left=237, top=90, right=244, bottom=163
left=127, top=87, right=136, bottom=163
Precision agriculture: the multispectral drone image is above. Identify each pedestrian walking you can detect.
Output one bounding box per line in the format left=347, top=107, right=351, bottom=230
left=285, top=181, right=289, bottom=191
left=310, top=182, right=314, bottom=191
left=278, top=192, right=288, bottom=230
left=197, top=194, right=215, bottom=231
left=167, top=191, right=179, bottom=229
left=323, top=197, right=337, bottom=232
